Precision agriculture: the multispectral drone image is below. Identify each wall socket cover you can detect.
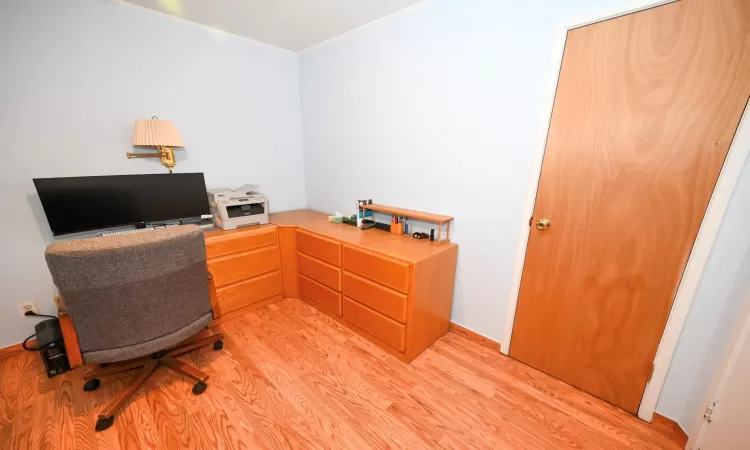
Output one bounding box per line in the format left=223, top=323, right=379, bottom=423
left=18, top=301, right=40, bottom=318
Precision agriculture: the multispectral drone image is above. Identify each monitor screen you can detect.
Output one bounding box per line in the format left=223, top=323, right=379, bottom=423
left=33, top=173, right=210, bottom=235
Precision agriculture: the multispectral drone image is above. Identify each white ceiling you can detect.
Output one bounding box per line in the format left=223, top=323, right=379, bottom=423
left=120, top=0, right=425, bottom=52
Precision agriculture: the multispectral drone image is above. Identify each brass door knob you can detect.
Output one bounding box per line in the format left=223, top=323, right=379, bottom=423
left=536, top=218, right=551, bottom=230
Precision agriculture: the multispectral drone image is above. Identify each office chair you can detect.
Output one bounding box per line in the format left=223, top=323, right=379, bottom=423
left=44, top=225, right=224, bottom=432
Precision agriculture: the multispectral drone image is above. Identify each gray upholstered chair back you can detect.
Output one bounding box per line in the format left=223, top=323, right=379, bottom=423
left=45, top=225, right=213, bottom=364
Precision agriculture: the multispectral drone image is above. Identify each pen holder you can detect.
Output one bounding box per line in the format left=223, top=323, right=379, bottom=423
left=390, top=223, right=404, bottom=235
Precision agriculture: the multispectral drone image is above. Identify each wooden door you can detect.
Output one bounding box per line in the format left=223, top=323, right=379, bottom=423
left=509, top=0, right=750, bottom=414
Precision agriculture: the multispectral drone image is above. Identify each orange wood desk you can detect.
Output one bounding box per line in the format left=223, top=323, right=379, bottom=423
left=271, top=210, right=458, bottom=362
left=61, top=210, right=458, bottom=366
left=204, top=224, right=283, bottom=326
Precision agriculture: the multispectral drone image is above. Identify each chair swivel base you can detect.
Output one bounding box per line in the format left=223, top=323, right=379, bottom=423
left=82, top=332, right=224, bottom=432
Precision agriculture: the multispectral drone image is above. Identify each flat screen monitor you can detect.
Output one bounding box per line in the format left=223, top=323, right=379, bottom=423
left=33, top=173, right=210, bottom=236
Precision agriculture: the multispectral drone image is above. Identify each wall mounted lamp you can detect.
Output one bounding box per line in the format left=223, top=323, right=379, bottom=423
left=128, top=117, right=184, bottom=173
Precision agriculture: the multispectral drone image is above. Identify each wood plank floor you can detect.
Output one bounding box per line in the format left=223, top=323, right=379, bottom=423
left=0, top=298, right=683, bottom=449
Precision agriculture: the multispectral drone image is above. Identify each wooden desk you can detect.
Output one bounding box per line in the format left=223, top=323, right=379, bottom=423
left=272, top=210, right=459, bottom=362
left=61, top=210, right=458, bottom=366
left=203, top=224, right=283, bottom=326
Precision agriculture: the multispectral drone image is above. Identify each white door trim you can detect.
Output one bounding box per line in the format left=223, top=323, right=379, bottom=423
left=500, top=0, right=750, bottom=422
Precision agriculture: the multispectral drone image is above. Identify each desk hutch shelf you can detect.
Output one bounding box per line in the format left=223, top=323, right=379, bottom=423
left=360, top=204, right=454, bottom=241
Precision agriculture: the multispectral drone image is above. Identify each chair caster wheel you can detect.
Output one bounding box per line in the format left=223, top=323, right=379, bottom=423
left=95, top=416, right=114, bottom=432
left=213, top=340, right=223, bottom=351
left=192, top=382, right=208, bottom=395
left=83, top=379, right=101, bottom=392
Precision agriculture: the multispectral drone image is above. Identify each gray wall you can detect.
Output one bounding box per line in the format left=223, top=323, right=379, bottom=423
left=298, top=0, right=750, bottom=428
left=0, top=0, right=306, bottom=347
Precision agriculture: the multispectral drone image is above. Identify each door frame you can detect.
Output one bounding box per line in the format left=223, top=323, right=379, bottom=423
left=499, top=0, right=750, bottom=422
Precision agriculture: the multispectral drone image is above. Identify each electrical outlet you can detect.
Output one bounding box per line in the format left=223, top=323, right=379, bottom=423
left=18, top=301, right=40, bottom=318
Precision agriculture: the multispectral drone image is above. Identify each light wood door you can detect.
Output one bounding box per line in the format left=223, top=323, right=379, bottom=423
left=510, top=0, right=750, bottom=414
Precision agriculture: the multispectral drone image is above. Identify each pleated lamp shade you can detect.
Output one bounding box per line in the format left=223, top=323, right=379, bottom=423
left=132, top=119, right=184, bottom=147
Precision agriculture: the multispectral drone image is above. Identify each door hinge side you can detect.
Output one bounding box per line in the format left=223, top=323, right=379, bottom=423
left=647, top=363, right=655, bottom=382
left=703, top=400, right=716, bottom=423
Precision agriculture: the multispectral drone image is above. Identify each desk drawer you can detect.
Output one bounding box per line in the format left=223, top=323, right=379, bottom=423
left=297, top=230, right=341, bottom=267
left=299, top=274, right=342, bottom=316
left=208, top=245, right=279, bottom=287
left=216, top=271, right=281, bottom=315
left=343, top=297, right=405, bottom=352
left=343, top=271, right=407, bottom=323
left=206, top=228, right=277, bottom=259
left=298, top=252, right=341, bottom=291
left=342, top=245, right=410, bottom=293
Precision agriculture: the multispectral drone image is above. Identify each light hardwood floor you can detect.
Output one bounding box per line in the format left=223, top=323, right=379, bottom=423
left=0, top=298, right=683, bottom=449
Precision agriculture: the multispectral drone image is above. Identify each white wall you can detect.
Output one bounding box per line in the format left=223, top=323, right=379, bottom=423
left=656, top=156, right=750, bottom=428
left=0, top=0, right=306, bottom=347
left=298, top=0, right=749, bottom=429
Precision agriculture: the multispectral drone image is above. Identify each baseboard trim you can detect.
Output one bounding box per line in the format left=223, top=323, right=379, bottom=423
left=0, top=341, right=32, bottom=359
left=652, top=413, right=688, bottom=447
left=449, top=322, right=502, bottom=353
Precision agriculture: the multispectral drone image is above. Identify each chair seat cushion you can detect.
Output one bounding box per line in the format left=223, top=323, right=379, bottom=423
left=81, top=312, right=213, bottom=364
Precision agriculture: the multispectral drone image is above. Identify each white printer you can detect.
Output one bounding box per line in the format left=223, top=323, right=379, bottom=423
left=208, top=184, right=269, bottom=230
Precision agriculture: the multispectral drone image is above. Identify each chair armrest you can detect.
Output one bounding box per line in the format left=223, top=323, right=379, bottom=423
left=207, top=270, right=220, bottom=320
left=56, top=296, right=83, bottom=369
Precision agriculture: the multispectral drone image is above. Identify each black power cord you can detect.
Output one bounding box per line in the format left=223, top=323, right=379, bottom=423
left=21, top=311, right=59, bottom=351
left=24, top=311, right=58, bottom=320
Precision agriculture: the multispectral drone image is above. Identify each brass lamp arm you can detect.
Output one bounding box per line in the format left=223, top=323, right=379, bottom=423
left=126, top=153, right=161, bottom=159
left=126, top=146, right=177, bottom=173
